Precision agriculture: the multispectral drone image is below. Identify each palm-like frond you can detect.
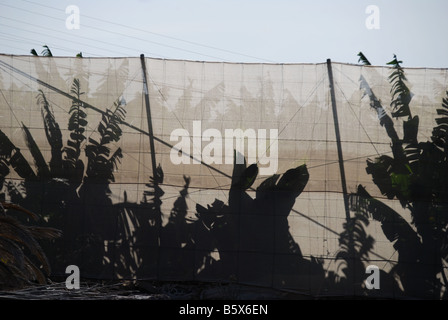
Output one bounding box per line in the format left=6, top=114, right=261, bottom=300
left=335, top=212, right=375, bottom=285
left=387, top=55, right=412, bottom=119
left=1, top=202, right=39, bottom=221
left=41, top=45, right=53, bottom=57
left=0, top=213, right=60, bottom=289
left=97, top=99, right=127, bottom=145
left=0, top=217, right=47, bottom=267
left=27, top=226, right=63, bottom=240
left=37, top=90, right=63, bottom=175
left=84, top=99, right=126, bottom=183
left=337, top=213, right=374, bottom=261
left=30, top=49, right=38, bottom=56
left=432, top=91, right=448, bottom=153
left=64, top=78, right=87, bottom=168
left=0, top=201, right=62, bottom=288
left=357, top=52, right=371, bottom=66
left=0, top=241, right=29, bottom=288
left=21, top=123, right=50, bottom=179
left=84, top=143, right=123, bottom=183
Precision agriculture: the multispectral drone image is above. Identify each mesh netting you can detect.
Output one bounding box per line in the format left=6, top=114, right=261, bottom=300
left=1, top=54, right=447, bottom=299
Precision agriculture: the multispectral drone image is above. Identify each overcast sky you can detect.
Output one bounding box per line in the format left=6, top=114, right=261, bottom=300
left=0, top=0, right=447, bottom=67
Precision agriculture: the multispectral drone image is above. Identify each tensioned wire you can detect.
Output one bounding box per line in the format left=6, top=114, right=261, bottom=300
left=0, top=33, right=105, bottom=58
left=0, top=21, right=137, bottom=58
left=0, top=11, right=181, bottom=57
left=17, top=0, right=276, bottom=63
left=0, top=88, right=22, bottom=127
left=0, top=2, right=260, bottom=63
left=0, top=2, right=219, bottom=60
left=334, top=81, right=380, bottom=156
left=9, top=55, right=147, bottom=84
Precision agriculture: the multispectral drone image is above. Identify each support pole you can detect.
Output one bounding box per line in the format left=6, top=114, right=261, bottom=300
left=326, top=59, right=350, bottom=220
left=140, top=54, right=158, bottom=177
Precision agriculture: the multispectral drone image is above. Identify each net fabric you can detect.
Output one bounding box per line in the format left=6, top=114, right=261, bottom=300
left=0, top=54, right=447, bottom=298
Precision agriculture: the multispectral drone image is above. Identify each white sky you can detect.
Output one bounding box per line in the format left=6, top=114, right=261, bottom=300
left=0, top=0, right=447, bottom=67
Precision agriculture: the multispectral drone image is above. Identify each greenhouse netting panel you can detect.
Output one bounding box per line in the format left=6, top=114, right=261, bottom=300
left=0, top=54, right=447, bottom=299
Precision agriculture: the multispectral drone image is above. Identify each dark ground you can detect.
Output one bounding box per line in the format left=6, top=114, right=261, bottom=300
left=0, top=278, right=317, bottom=300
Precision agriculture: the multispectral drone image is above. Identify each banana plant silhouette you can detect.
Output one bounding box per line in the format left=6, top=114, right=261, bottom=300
left=0, top=200, right=61, bottom=289
left=1, top=80, right=81, bottom=223
left=79, top=95, right=126, bottom=204
left=0, top=78, right=126, bottom=226
left=351, top=54, right=448, bottom=299
left=1, top=77, right=127, bottom=275
left=192, top=151, right=324, bottom=287
left=1, top=149, right=61, bottom=289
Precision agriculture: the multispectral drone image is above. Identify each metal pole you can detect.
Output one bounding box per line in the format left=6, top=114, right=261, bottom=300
left=326, top=59, right=350, bottom=220
left=140, top=54, right=158, bottom=177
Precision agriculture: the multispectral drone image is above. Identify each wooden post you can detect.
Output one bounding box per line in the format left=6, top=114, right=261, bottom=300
left=140, top=54, right=158, bottom=178
left=326, top=59, right=350, bottom=221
